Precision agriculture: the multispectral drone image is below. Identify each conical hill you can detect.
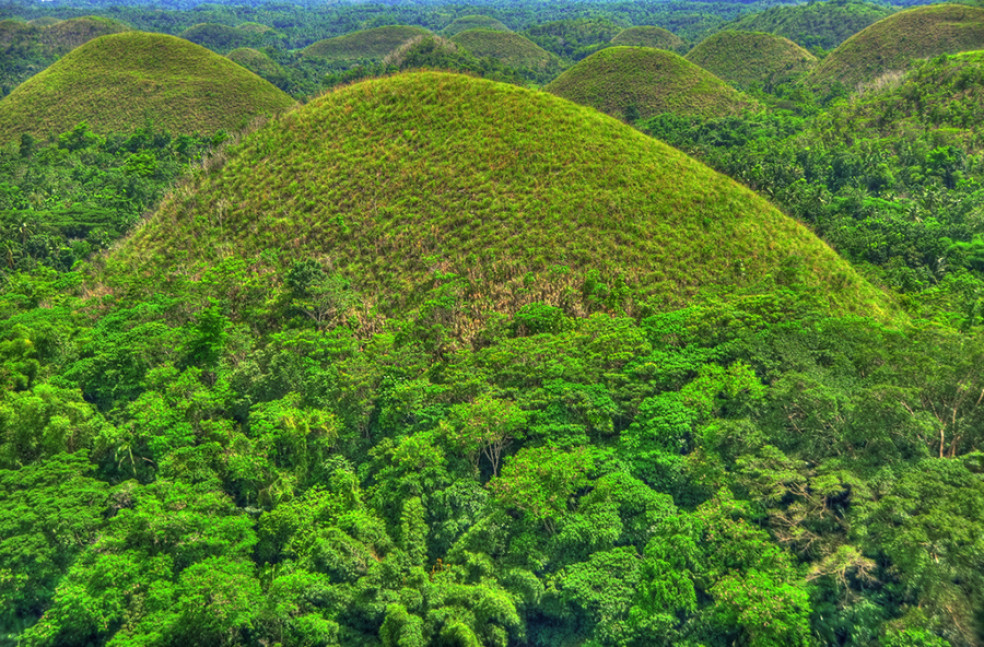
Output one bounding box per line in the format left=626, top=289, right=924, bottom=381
left=300, top=26, right=431, bottom=62
left=0, top=32, right=295, bottom=142
left=449, top=29, right=557, bottom=68
left=686, top=30, right=817, bottom=90
left=545, top=46, right=756, bottom=121
left=611, top=26, right=686, bottom=52
left=807, top=3, right=984, bottom=93
left=443, top=15, right=510, bottom=36
left=106, top=72, right=893, bottom=330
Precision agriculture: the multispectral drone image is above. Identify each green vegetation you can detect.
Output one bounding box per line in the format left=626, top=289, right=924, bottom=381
left=300, top=25, right=431, bottom=64
left=610, top=25, right=687, bottom=52
left=178, top=22, right=252, bottom=54
left=0, top=32, right=294, bottom=143
left=39, top=16, right=130, bottom=54
left=686, top=30, right=817, bottom=92
left=442, top=15, right=511, bottom=36
left=524, top=17, right=625, bottom=61
left=808, top=3, right=984, bottom=95
left=106, top=72, right=890, bottom=328
left=449, top=28, right=558, bottom=69
left=725, top=0, right=895, bottom=51
left=227, top=47, right=288, bottom=88
left=545, top=46, right=757, bottom=121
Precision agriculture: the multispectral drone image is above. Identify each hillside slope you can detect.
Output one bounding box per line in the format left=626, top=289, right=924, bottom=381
left=545, top=46, right=756, bottom=121
left=0, top=32, right=294, bottom=141
left=442, top=15, right=510, bottom=36
left=808, top=3, right=984, bottom=93
left=726, top=0, right=894, bottom=50
left=107, top=72, right=892, bottom=329
left=686, top=30, right=817, bottom=90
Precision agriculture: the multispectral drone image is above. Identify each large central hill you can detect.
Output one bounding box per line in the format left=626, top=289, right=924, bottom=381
left=807, top=3, right=984, bottom=93
left=0, top=32, right=294, bottom=142
left=107, top=72, right=892, bottom=329
left=545, top=47, right=756, bottom=121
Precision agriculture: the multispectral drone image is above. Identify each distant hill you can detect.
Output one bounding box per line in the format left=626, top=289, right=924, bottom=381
left=610, top=26, right=686, bottom=53
left=0, top=16, right=130, bottom=95
left=686, top=30, right=817, bottom=90
left=726, top=0, right=895, bottom=50
left=301, top=25, right=431, bottom=63
left=178, top=22, right=251, bottom=53
left=40, top=16, right=130, bottom=55
left=808, top=3, right=984, bottom=93
left=227, top=47, right=287, bottom=87
left=442, top=15, right=510, bottom=36
left=545, top=46, right=756, bottom=121
left=450, top=29, right=558, bottom=69
left=0, top=32, right=294, bottom=142
left=105, top=72, right=891, bottom=328
left=524, top=18, right=625, bottom=60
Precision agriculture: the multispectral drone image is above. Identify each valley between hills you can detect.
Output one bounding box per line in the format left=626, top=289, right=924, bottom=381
left=1, top=0, right=984, bottom=645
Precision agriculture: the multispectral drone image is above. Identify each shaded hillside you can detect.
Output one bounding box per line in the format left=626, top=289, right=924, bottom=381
left=808, top=3, right=984, bottom=94
left=300, top=25, right=431, bottom=63
left=178, top=22, right=250, bottom=53
left=442, top=15, right=510, bottom=36
left=686, top=30, right=817, bottom=91
left=450, top=29, right=558, bottom=69
left=611, top=26, right=686, bottom=52
left=107, top=72, right=892, bottom=329
left=726, top=0, right=895, bottom=50
left=545, top=46, right=756, bottom=121
left=0, top=32, right=294, bottom=142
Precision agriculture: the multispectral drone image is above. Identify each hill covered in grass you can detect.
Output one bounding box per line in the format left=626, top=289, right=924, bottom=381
left=39, top=16, right=130, bottom=54
left=442, top=15, right=510, bottom=36
left=300, top=25, right=431, bottom=63
left=725, top=0, right=895, bottom=50
left=0, top=32, right=294, bottom=142
left=545, top=47, right=756, bottom=121
left=808, top=3, right=984, bottom=94
left=450, top=29, right=558, bottom=69
left=107, top=71, right=891, bottom=330
left=610, top=26, right=686, bottom=52
left=686, top=30, right=817, bottom=90
left=227, top=47, right=287, bottom=87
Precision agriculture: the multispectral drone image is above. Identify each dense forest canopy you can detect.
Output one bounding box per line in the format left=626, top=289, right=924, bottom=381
left=3, top=0, right=984, bottom=645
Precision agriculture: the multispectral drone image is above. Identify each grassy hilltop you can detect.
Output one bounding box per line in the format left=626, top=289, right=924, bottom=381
left=0, top=32, right=294, bottom=142
left=808, top=3, right=984, bottom=93
left=610, top=26, right=686, bottom=53
left=686, top=30, right=817, bottom=90
left=178, top=22, right=252, bottom=53
left=107, top=72, right=892, bottom=330
left=545, top=46, right=756, bottom=121
left=227, top=47, right=287, bottom=86
left=449, top=29, right=558, bottom=69
left=442, top=15, right=510, bottom=36
left=301, top=25, right=431, bottom=63
left=39, top=16, right=130, bottom=54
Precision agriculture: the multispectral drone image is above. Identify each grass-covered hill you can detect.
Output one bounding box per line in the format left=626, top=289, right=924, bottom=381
left=178, top=22, right=251, bottom=53
left=449, top=29, right=558, bottom=69
left=808, top=3, right=984, bottom=93
left=0, top=32, right=294, bottom=142
left=545, top=46, right=756, bottom=121
left=106, top=71, right=892, bottom=329
left=300, top=25, right=431, bottom=62
left=610, top=26, right=686, bottom=53
left=227, top=47, right=287, bottom=87
left=686, top=30, right=817, bottom=91
left=442, top=15, right=510, bottom=36
left=725, top=0, right=895, bottom=50
left=39, top=16, right=130, bottom=55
